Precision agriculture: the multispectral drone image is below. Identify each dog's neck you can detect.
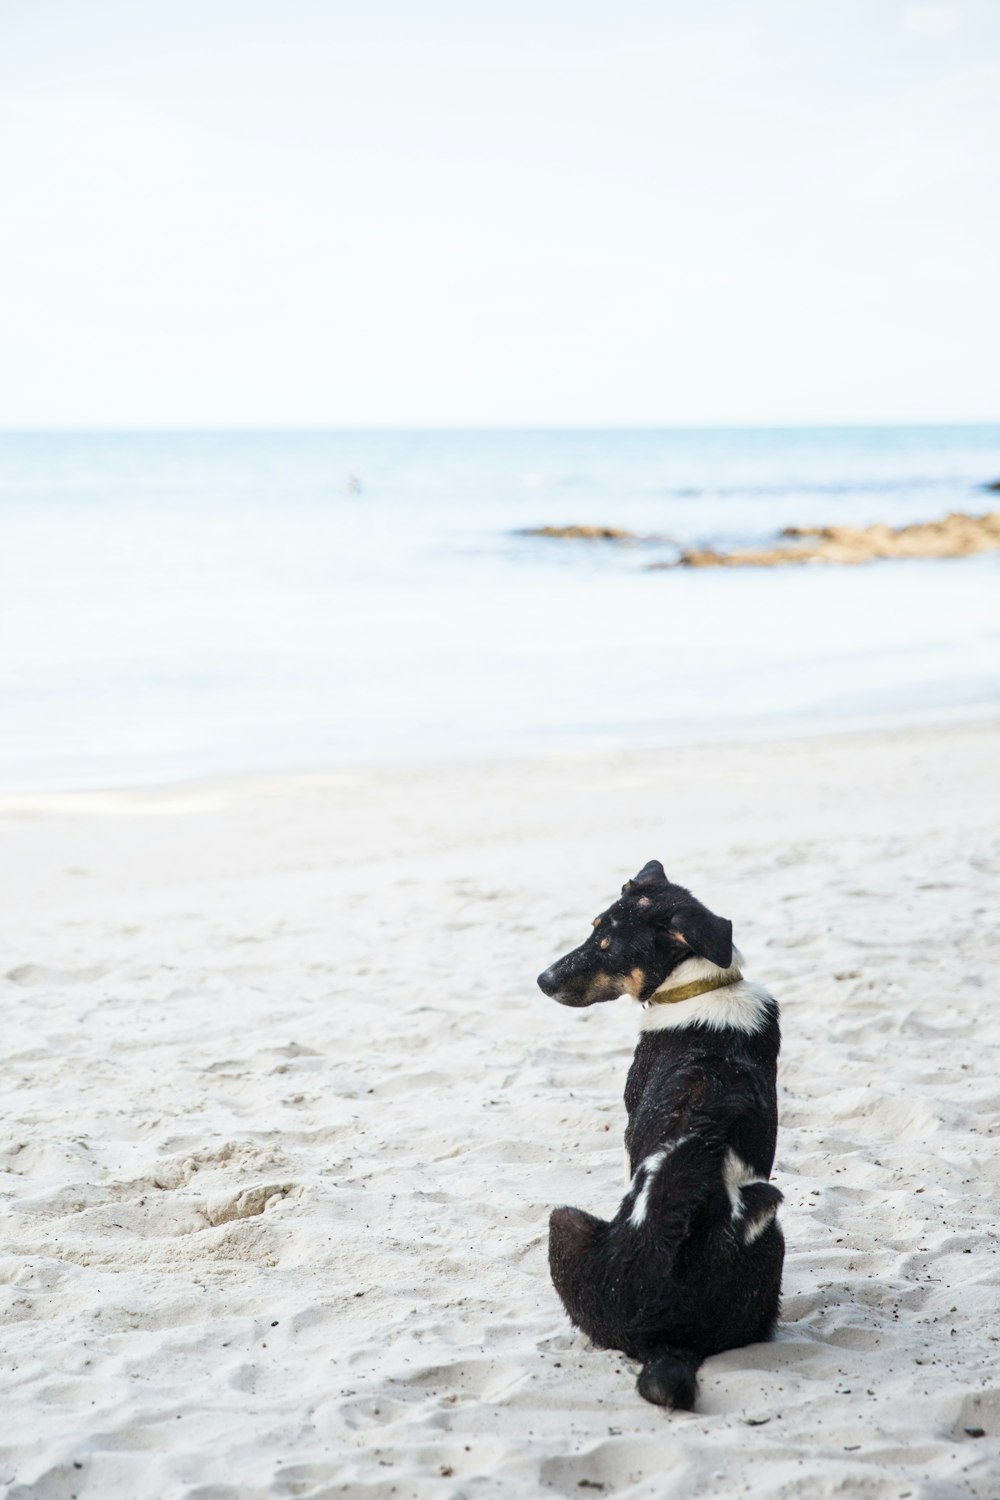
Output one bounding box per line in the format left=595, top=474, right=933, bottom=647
left=636, top=949, right=772, bottom=1037
left=643, top=970, right=742, bottom=1007
left=643, top=949, right=745, bottom=1008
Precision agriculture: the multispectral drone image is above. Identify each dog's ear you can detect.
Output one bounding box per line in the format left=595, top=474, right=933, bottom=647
left=622, top=859, right=667, bottom=895
left=669, top=904, right=733, bottom=968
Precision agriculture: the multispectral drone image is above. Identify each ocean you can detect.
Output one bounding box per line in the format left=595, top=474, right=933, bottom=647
left=2, top=426, right=998, bottom=790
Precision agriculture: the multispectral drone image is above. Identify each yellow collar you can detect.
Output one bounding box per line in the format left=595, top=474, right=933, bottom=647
left=644, top=972, right=742, bottom=1007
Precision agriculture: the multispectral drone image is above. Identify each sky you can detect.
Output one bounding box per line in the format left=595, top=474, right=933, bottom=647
left=1, top=0, right=999, bottom=428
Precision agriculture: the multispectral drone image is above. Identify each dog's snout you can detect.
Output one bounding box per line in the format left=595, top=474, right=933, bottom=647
left=537, top=968, right=559, bottom=997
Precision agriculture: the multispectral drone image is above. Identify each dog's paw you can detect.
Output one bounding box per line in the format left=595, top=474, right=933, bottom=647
left=636, top=1349, right=699, bottom=1410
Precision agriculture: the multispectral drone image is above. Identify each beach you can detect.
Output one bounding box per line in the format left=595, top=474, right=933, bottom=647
left=3, top=716, right=999, bottom=1499
left=7, top=0, right=1000, bottom=1490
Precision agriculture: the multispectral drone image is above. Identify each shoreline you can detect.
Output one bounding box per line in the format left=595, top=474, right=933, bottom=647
left=2, top=697, right=998, bottom=804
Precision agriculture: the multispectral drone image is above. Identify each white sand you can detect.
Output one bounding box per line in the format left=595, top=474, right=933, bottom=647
left=2, top=720, right=1000, bottom=1500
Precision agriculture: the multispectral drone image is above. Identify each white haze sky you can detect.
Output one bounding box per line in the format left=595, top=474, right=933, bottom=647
left=1, top=0, right=999, bottom=427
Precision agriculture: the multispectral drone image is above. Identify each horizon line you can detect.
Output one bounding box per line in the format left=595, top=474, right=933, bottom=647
left=1, top=419, right=999, bottom=436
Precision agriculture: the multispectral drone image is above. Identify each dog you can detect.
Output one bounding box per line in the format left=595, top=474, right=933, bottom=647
left=537, top=859, right=783, bottom=1410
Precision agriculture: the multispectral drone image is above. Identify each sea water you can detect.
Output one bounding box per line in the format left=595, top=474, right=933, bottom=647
left=1, top=427, right=998, bottom=789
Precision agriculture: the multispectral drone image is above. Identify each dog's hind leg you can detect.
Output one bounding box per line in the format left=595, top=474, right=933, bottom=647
left=548, top=1205, right=608, bottom=1340
left=738, top=1181, right=783, bottom=1245
left=636, top=1346, right=701, bottom=1410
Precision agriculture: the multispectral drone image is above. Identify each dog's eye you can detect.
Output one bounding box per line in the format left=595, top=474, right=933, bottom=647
left=599, top=936, right=611, bottom=951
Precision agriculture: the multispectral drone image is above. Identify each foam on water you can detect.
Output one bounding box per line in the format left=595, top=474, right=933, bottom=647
left=1, top=427, right=998, bottom=788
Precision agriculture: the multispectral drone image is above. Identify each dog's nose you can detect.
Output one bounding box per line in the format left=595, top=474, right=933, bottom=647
left=537, top=968, right=559, bottom=997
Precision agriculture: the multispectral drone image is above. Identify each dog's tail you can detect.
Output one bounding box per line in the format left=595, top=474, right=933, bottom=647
left=635, top=1346, right=701, bottom=1410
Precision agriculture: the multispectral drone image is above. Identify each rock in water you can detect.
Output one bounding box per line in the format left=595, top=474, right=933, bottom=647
left=522, top=524, right=638, bottom=541
left=663, top=511, right=1000, bottom=569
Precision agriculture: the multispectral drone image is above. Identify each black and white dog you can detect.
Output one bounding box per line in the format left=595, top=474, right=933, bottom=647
left=537, top=860, right=783, bottom=1410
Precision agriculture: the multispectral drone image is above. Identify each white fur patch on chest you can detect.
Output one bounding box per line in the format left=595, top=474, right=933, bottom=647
left=638, top=979, right=773, bottom=1036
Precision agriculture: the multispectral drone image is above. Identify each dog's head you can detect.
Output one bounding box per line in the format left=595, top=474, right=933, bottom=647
left=536, top=860, right=733, bottom=1007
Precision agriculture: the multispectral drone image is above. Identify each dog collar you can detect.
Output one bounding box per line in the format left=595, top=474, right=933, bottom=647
left=643, top=972, right=743, bottom=1008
